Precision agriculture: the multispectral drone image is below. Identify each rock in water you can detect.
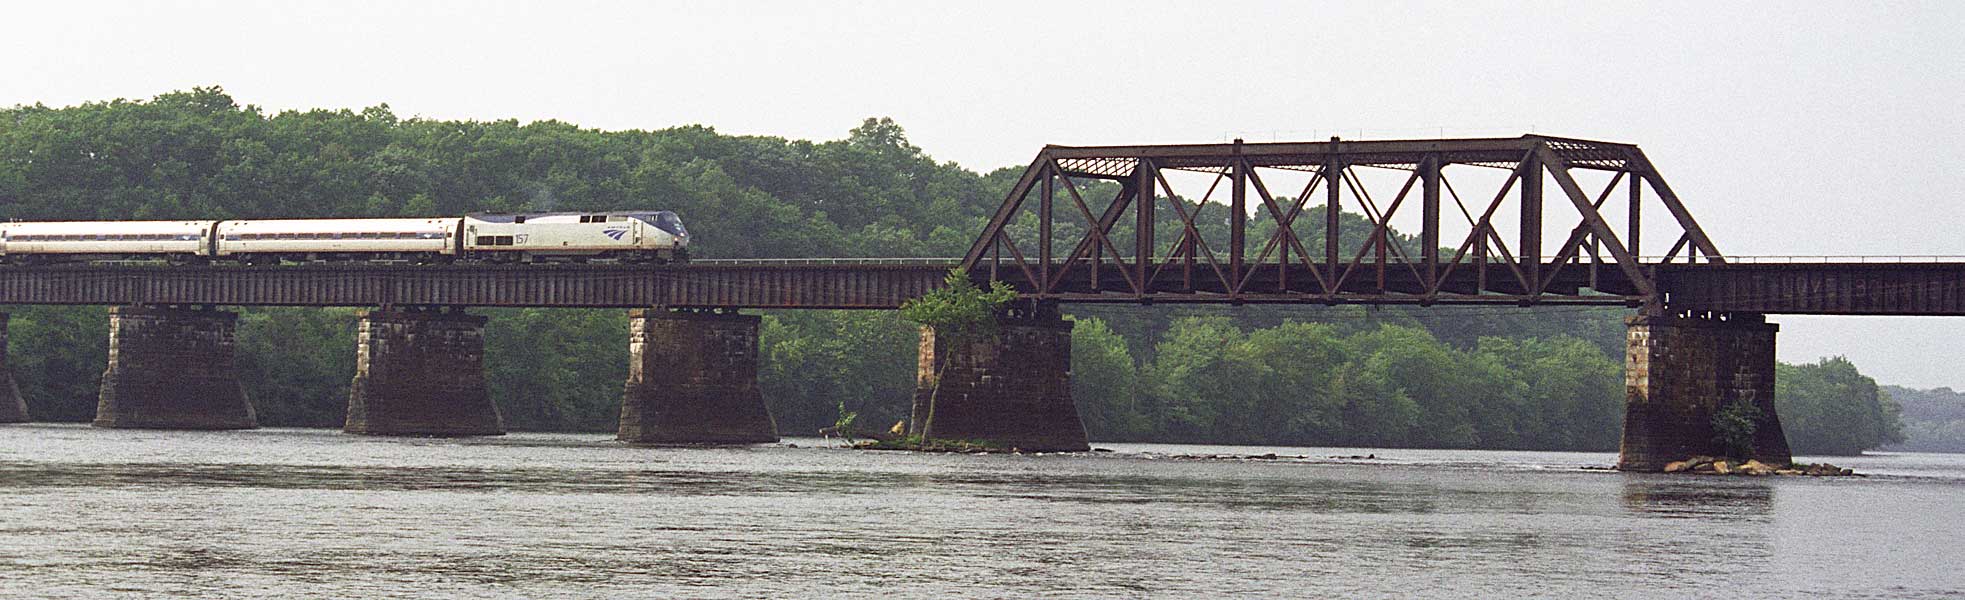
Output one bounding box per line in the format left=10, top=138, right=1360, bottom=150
left=1664, top=460, right=1692, bottom=473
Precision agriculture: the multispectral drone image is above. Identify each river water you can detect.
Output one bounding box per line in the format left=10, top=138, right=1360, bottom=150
left=0, top=424, right=1960, bottom=598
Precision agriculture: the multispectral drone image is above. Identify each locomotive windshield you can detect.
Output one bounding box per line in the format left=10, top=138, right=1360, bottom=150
left=643, top=212, right=687, bottom=237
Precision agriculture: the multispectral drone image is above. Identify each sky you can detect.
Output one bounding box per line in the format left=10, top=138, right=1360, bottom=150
left=4, top=1, right=1965, bottom=388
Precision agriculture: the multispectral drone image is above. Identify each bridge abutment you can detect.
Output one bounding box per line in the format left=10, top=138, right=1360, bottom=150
left=1619, top=311, right=1792, bottom=471
left=345, top=309, right=504, bottom=436
left=94, top=306, right=257, bottom=429
left=618, top=309, right=778, bottom=444
left=1, top=314, right=28, bottom=423
left=910, top=307, right=1090, bottom=452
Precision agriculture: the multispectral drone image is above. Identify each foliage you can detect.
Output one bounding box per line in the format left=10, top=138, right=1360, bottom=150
left=1070, top=317, right=1146, bottom=440
left=1132, top=318, right=1625, bottom=449
left=1882, top=385, right=1965, bottom=453
left=758, top=310, right=917, bottom=436
left=5, top=306, right=109, bottom=422
left=1776, top=358, right=1905, bottom=455
left=898, top=270, right=1016, bottom=341
left=235, top=307, right=357, bottom=427
left=831, top=400, right=860, bottom=443
left=1710, top=399, right=1762, bottom=459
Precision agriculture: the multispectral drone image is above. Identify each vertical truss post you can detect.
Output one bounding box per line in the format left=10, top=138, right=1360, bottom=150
left=1420, top=154, right=1441, bottom=290
left=1520, top=150, right=1544, bottom=290
left=1231, top=155, right=1247, bottom=294
left=1136, top=159, right=1155, bottom=295
left=1325, top=140, right=1342, bottom=285
left=1092, top=183, right=1110, bottom=290
left=1628, top=172, right=1642, bottom=257
left=1039, top=164, right=1053, bottom=291
left=990, top=236, right=1000, bottom=280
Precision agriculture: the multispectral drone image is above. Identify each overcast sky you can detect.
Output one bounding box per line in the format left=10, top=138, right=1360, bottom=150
left=5, top=1, right=1964, bottom=388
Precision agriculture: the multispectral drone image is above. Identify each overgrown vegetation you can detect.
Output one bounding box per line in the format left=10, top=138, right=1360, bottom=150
left=897, top=269, right=1016, bottom=445
left=1710, top=399, right=1762, bottom=459
left=0, top=88, right=1911, bottom=454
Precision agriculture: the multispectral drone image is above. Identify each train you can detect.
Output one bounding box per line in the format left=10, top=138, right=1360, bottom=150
left=0, top=211, right=690, bottom=265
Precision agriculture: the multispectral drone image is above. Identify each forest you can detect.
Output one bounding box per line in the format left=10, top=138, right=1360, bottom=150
left=0, top=88, right=1909, bottom=454
left=1882, top=385, right=1965, bottom=453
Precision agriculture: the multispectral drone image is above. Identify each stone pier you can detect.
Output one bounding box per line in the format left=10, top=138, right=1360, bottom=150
left=345, top=309, right=504, bottom=436
left=94, top=306, right=257, bottom=429
left=618, top=310, right=778, bottom=444
left=910, top=307, right=1090, bottom=452
left=1618, top=311, right=1791, bottom=471
left=1, top=314, right=28, bottom=423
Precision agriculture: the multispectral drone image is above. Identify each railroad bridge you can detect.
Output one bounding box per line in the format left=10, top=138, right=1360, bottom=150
left=4, top=136, right=1962, bottom=468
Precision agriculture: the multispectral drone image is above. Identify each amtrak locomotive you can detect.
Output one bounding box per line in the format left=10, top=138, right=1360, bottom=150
left=0, top=211, right=689, bottom=265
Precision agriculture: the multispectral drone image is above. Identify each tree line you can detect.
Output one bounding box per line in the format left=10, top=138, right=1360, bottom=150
left=0, top=88, right=1910, bottom=454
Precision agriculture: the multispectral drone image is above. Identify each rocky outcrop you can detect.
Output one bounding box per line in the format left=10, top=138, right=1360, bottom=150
left=1660, top=455, right=1857, bottom=477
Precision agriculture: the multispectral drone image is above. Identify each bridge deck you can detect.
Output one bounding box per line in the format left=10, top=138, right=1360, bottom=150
left=0, top=263, right=950, bottom=310
left=0, top=260, right=1955, bottom=314
left=1657, top=263, right=1965, bottom=316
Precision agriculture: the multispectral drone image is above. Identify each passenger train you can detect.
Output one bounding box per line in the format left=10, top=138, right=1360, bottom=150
left=0, top=211, right=690, bottom=265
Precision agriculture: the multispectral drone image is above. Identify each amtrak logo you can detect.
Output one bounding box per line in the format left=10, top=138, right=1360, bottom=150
left=603, top=229, right=627, bottom=240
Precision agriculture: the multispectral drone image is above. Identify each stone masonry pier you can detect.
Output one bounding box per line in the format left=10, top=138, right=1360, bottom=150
left=618, top=309, right=777, bottom=444
left=910, top=307, right=1089, bottom=452
left=94, top=306, right=257, bottom=429
left=1, top=313, right=28, bottom=423
left=345, top=309, right=504, bottom=436
left=1619, top=311, right=1792, bottom=471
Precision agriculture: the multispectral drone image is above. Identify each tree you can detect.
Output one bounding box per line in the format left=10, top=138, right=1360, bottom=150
left=1777, top=357, right=1906, bottom=455
left=1071, top=317, right=1144, bottom=441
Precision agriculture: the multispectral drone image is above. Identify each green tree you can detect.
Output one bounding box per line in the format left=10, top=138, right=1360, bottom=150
left=1071, top=317, right=1145, bottom=441
left=1777, top=357, right=1906, bottom=455
left=898, top=269, right=1016, bottom=443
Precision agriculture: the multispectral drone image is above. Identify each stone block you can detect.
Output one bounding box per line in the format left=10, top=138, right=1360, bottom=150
left=345, top=309, right=504, bottom=436
left=618, top=310, right=777, bottom=444
left=1617, top=312, right=1791, bottom=471
left=910, top=311, right=1090, bottom=452
left=94, top=306, right=257, bottom=430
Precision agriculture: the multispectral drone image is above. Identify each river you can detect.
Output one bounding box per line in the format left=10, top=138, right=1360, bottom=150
left=1, top=424, right=1960, bottom=598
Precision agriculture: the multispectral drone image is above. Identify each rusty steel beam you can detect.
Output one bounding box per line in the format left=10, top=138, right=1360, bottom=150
left=1657, top=263, right=1965, bottom=316
left=0, top=264, right=951, bottom=310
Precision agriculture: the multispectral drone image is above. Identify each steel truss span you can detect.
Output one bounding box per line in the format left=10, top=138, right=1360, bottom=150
left=960, top=135, right=1725, bottom=305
